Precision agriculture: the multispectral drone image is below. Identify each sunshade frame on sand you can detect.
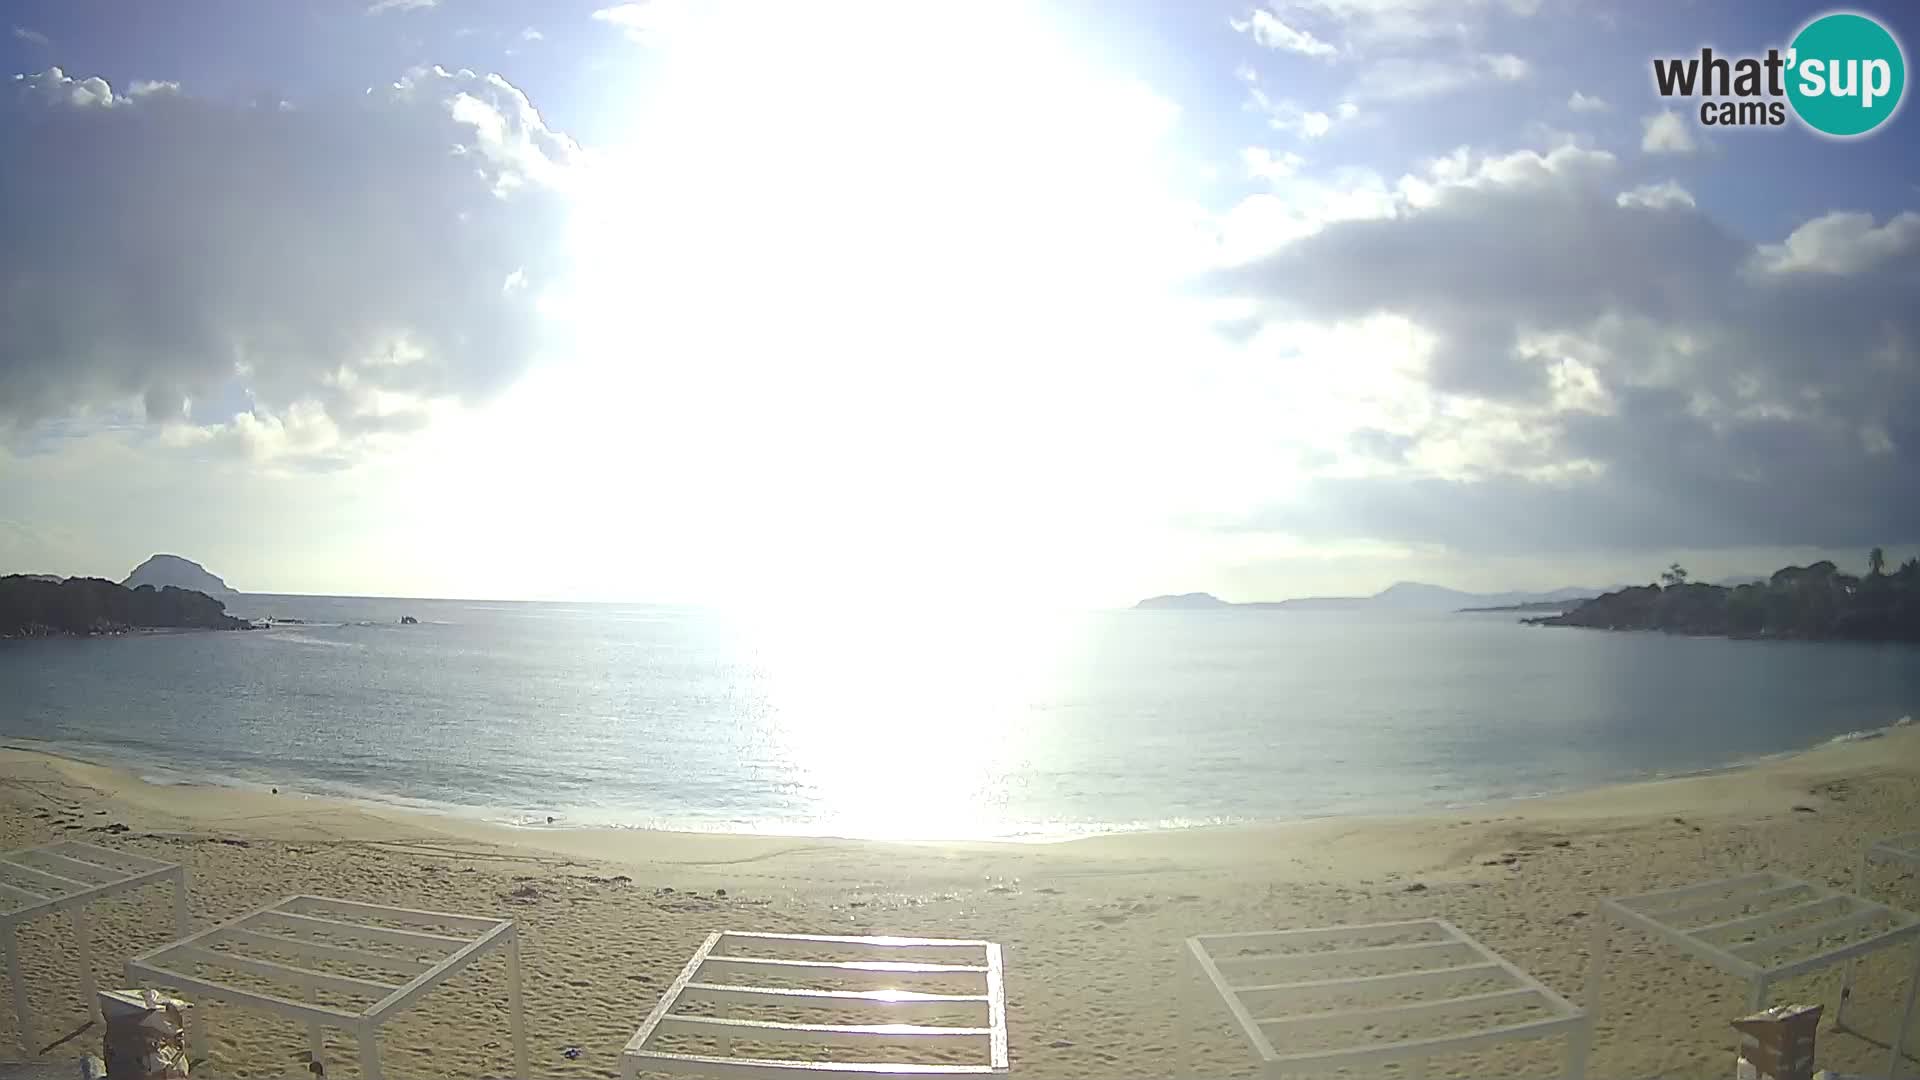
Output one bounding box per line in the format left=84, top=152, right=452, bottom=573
left=126, top=894, right=528, bottom=1080
left=1846, top=835, right=1920, bottom=1035
left=1590, top=870, right=1920, bottom=1079
left=0, top=839, right=187, bottom=1056
left=622, top=930, right=1009, bottom=1080
left=1184, top=919, right=1589, bottom=1078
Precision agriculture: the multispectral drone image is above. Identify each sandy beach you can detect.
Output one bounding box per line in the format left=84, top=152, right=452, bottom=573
left=0, top=728, right=1916, bottom=1079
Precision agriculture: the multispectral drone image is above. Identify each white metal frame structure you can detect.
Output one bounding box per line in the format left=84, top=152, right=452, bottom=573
left=125, top=894, right=527, bottom=1080
left=1185, top=919, right=1589, bottom=1079
left=622, top=931, right=1008, bottom=1080
left=1846, top=833, right=1920, bottom=1035
left=0, top=840, right=187, bottom=1055
left=1589, top=871, right=1920, bottom=1080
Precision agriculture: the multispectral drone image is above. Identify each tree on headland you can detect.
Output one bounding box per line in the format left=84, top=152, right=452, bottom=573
left=1533, top=549, right=1920, bottom=641
left=1869, top=547, right=1887, bottom=577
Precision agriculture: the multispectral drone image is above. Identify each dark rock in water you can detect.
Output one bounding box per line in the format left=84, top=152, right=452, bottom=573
left=399, top=615, right=419, bottom=625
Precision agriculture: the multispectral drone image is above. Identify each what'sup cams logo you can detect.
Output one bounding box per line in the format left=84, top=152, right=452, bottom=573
left=1652, top=11, right=1906, bottom=137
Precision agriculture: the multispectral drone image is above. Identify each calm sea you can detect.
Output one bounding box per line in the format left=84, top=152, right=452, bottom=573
left=1, top=595, right=1916, bottom=840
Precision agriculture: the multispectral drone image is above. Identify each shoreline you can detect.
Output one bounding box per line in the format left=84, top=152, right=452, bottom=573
left=3, top=717, right=1910, bottom=850
left=4, top=719, right=1916, bottom=863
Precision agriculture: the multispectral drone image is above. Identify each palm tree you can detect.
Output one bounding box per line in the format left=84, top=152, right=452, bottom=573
left=1869, top=547, right=1887, bottom=577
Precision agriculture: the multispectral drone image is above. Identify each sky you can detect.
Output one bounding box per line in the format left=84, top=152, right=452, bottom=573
left=1, top=0, right=1917, bottom=608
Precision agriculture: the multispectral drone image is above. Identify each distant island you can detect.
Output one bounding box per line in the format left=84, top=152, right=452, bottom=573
left=1135, top=582, right=1612, bottom=613
left=1528, top=555, right=1920, bottom=641
left=124, top=553, right=239, bottom=598
left=2, top=554, right=250, bottom=638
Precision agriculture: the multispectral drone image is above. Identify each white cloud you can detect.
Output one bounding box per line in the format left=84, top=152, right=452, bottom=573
left=365, top=0, right=436, bottom=13
left=1239, top=68, right=1348, bottom=138
left=1752, top=211, right=1920, bottom=275
left=520, top=27, right=545, bottom=41
left=1640, top=110, right=1697, bottom=154
left=1484, top=53, right=1530, bottom=81
left=1616, top=181, right=1695, bottom=210
left=11, top=26, right=49, bottom=46
left=1266, top=0, right=1544, bottom=45
left=1397, top=143, right=1615, bottom=208
left=11, top=68, right=116, bottom=107
left=0, top=66, right=579, bottom=465
left=1230, top=9, right=1339, bottom=58
left=1197, top=141, right=1920, bottom=555
left=128, top=80, right=181, bottom=98
left=1349, top=54, right=1531, bottom=101
left=1568, top=90, right=1609, bottom=112
left=1243, top=147, right=1306, bottom=182
left=591, top=0, right=695, bottom=44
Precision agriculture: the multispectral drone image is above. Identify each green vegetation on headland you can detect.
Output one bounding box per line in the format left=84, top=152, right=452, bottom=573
left=1528, top=553, right=1920, bottom=641
left=0, top=575, right=250, bottom=638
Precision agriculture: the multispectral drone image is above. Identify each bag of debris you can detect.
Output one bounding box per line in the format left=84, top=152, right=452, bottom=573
left=100, top=990, right=192, bottom=1080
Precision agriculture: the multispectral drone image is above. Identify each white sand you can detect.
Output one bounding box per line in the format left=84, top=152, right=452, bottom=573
left=0, top=728, right=1917, bottom=1078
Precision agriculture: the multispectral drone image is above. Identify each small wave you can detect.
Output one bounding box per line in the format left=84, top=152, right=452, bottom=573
left=264, top=633, right=359, bottom=649
left=1825, top=729, right=1887, bottom=745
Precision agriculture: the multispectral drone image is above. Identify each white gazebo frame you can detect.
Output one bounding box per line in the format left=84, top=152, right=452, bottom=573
left=1185, top=919, right=1590, bottom=1079
left=1843, top=833, right=1920, bottom=1034
left=125, top=894, right=527, bottom=1080
left=1589, top=871, right=1920, bottom=1079
left=622, top=930, right=1008, bottom=1080
left=0, top=839, right=187, bottom=1055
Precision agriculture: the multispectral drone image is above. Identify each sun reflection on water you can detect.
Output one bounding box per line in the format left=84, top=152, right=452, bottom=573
left=734, top=604, right=1077, bottom=840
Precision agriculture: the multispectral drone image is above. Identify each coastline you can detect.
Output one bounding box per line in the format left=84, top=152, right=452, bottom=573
left=3, top=719, right=1916, bottom=867
left=4, top=715, right=1910, bottom=848
left=3, top=729, right=1920, bottom=1077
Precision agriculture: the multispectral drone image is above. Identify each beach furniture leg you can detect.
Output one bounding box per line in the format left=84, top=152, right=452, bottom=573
left=1565, top=1011, right=1592, bottom=1080
left=173, top=869, right=190, bottom=940
left=308, top=1022, right=325, bottom=1076
left=359, top=1022, right=383, bottom=1080
left=507, top=929, right=529, bottom=1080
left=71, top=907, right=100, bottom=1023
left=1177, top=949, right=1191, bottom=1079
left=1838, top=850, right=1871, bottom=1032
left=5, top=922, right=31, bottom=1056
left=1583, top=910, right=1610, bottom=1027
left=1888, top=935, right=1920, bottom=1080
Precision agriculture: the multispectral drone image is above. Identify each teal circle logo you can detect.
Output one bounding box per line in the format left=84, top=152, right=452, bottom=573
left=1787, top=12, right=1905, bottom=137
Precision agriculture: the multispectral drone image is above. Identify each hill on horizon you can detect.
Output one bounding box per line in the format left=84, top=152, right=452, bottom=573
left=123, top=554, right=238, bottom=598
left=1135, top=581, right=1618, bottom=612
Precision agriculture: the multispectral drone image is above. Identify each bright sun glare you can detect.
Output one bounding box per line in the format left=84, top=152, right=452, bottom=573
left=537, top=2, right=1205, bottom=610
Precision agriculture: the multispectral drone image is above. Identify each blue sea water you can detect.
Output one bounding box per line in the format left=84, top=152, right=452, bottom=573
left=1, top=595, right=1916, bottom=840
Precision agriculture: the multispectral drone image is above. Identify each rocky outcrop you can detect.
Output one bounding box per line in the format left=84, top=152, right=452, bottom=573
left=0, top=576, right=251, bottom=638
